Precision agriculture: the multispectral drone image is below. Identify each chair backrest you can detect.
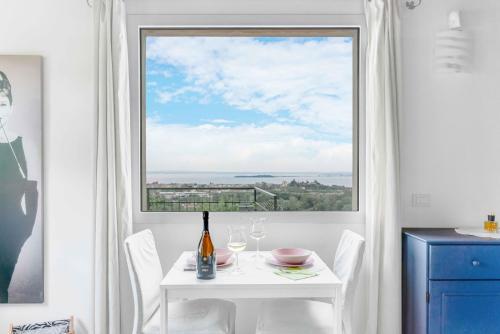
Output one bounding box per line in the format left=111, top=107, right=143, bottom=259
left=333, top=230, right=365, bottom=334
left=124, top=229, right=164, bottom=334
left=9, top=316, right=74, bottom=334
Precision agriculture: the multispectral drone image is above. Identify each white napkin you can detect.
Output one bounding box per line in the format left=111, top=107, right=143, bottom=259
left=455, top=228, right=500, bottom=239
left=184, top=256, right=196, bottom=271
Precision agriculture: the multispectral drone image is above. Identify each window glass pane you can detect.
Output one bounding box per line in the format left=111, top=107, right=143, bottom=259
left=142, top=29, right=358, bottom=212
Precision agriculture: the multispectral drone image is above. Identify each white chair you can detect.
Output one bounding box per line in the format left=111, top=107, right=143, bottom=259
left=255, top=230, right=365, bottom=334
left=124, top=229, right=236, bottom=334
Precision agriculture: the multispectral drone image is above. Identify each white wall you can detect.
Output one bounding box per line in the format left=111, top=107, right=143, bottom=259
left=400, top=0, right=500, bottom=227
left=0, top=1, right=94, bottom=332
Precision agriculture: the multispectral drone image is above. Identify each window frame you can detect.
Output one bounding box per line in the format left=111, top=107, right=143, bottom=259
left=128, top=15, right=366, bottom=225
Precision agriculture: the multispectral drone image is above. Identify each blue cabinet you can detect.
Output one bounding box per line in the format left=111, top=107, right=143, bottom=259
left=403, top=229, right=500, bottom=334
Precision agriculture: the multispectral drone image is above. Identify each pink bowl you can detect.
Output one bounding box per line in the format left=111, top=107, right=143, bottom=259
left=216, top=248, right=233, bottom=265
left=271, top=248, right=312, bottom=265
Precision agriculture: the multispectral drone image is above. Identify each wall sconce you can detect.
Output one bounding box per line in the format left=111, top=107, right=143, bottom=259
left=435, top=11, right=471, bottom=73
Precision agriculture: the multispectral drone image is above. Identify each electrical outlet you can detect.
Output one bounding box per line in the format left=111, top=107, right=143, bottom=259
left=412, top=193, right=431, bottom=208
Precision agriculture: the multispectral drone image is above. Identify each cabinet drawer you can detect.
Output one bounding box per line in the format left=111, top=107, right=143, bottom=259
left=429, top=245, right=500, bottom=280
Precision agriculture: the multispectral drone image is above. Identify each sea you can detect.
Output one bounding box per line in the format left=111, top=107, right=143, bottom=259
left=147, top=171, right=352, bottom=187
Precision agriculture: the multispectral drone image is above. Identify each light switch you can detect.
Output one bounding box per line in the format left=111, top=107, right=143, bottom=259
left=412, top=193, right=431, bottom=207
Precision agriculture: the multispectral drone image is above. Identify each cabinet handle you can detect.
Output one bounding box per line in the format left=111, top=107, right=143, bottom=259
left=472, top=260, right=480, bottom=267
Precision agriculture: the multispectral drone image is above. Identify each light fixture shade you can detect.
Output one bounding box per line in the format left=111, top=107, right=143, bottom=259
left=435, top=29, right=471, bottom=73
left=434, top=11, right=472, bottom=73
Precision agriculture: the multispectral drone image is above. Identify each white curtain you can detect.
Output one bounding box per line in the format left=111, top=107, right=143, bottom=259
left=94, top=0, right=132, bottom=333
left=364, top=0, right=402, bottom=333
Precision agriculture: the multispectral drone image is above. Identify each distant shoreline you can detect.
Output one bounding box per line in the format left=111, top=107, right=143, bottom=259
left=146, top=180, right=351, bottom=189
left=146, top=171, right=353, bottom=188
left=148, top=171, right=352, bottom=176
left=235, top=174, right=286, bottom=178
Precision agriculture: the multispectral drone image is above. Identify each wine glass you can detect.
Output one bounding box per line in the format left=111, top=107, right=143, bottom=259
left=227, top=225, right=247, bottom=275
left=250, top=218, right=266, bottom=263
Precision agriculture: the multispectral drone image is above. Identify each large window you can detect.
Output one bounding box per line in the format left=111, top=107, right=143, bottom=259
left=141, top=28, right=359, bottom=212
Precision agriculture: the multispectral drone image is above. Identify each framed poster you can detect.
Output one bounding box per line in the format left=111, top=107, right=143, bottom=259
left=0, top=55, right=43, bottom=303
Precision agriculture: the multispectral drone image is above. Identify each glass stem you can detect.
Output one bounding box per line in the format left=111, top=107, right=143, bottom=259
left=256, top=240, right=260, bottom=258
left=236, top=253, right=240, bottom=269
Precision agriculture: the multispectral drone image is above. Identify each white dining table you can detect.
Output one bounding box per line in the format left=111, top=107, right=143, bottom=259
left=160, top=251, right=343, bottom=334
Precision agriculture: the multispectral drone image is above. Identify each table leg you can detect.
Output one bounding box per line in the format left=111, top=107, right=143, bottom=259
left=161, top=288, right=168, bottom=334
left=333, top=287, right=342, bottom=334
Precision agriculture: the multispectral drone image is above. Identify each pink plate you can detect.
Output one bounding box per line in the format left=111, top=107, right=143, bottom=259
left=265, top=255, right=314, bottom=268
left=217, top=256, right=234, bottom=268
left=216, top=248, right=233, bottom=265
left=271, top=248, right=312, bottom=265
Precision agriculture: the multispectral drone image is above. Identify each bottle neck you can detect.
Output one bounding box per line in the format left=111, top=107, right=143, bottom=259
left=203, top=219, right=209, bottom=232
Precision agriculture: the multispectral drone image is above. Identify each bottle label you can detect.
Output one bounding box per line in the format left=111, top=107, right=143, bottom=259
left=197, top=253, right=216, bottom=279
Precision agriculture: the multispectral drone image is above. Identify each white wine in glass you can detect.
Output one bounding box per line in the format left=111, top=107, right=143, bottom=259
left=227, top=226, right=247, bottom=275
left=227, top=242, right=247, bottom=253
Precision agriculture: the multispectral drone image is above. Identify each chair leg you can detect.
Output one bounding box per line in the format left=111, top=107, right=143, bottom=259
left=343, top=301, right=356, bottom=334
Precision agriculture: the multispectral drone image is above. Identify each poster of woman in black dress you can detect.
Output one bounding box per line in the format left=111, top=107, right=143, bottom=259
left=0, top=56, right=43, bottom=303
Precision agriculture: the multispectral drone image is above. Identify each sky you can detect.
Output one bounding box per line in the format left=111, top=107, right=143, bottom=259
left=145, top=35, right=353, bottom=173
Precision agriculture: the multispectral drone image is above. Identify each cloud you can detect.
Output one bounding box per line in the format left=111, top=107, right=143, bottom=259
left=208, top=119, right=234, bottom=124
left=146, top=118, right=352, bottom=173
left=148, top=69, right=173, bottom=79
left=147, top=36, right=353, bottom=137
left=156, top=85, right=207, bottom=104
